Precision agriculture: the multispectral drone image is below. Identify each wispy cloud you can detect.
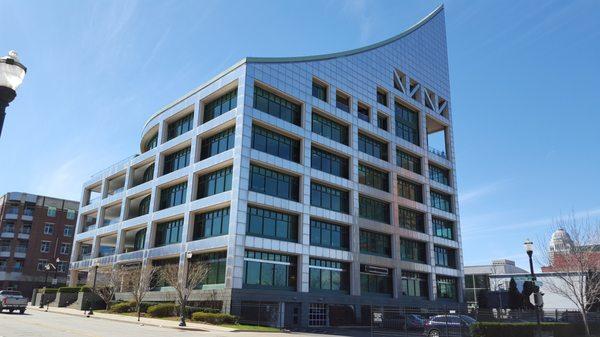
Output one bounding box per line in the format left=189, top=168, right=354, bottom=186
left=459, top=179, right=511, bottom=204
left=341, top=0, right=374, bottom=44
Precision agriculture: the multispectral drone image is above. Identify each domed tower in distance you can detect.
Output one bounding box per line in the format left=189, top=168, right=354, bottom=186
left=549, top=228, right=574, bottom=253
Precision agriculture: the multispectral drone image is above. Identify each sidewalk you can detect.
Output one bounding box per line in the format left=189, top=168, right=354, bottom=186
left=27, top=305, right=236, bottom=333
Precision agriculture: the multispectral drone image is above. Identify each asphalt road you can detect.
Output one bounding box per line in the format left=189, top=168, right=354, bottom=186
left=0, top=310, right=293, bottom=337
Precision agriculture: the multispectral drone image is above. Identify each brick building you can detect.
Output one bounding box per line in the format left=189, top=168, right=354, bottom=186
left=0, top=192, right=78, bottom=297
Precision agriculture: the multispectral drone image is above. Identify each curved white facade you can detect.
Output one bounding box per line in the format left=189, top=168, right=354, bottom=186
left=70, top=5, right=463, bottom=326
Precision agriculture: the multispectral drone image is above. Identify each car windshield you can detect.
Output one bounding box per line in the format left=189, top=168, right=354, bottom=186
left=461, top=316, right=477, bottom=324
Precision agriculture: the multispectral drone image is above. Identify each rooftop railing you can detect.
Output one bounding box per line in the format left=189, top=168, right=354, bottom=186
left=428, top=146, right=447, bottom=159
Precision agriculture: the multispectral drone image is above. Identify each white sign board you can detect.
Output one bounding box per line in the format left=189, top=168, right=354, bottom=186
left=373, top=312, right=383, bottom=323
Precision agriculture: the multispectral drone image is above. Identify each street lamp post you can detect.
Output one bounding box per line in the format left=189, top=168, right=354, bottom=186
left=179, top=251, right=193, bottom=327
left=39, top=264, right=52, bottom=308
left=0, top=51, right=27, bottom=138
left=53, top=258, right=60, bottom=286
left=88, top=263, right=99, bottom=316
left=524, top=239, right=542, bottom=332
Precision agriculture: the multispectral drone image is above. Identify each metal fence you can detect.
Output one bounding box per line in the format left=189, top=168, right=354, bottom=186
left=228, top=301, right=600, bottom=336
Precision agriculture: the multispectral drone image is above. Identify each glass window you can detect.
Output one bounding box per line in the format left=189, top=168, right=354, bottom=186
left=60, top=243, right=71, bottom=255
left=312, top=81, right=327, bottom=101
left=359, top=195, right=390, bottom=224
left=197, top=167, right=233, bottom=199
left=401, top=271, right=428, bottom=297
left=377, top=88, right=388, bottom=106
left=429, top=165, right=450, bottom=186
left=155, top=219, right=183, bottom=247
left=394, top=102, right=419, bottom=145
left=359, top=230, right=391, bottom=257
left=358, top=132, right=388, bottom=161
left=244, top=250, right=296, bottom=290
left=167, top=113, right=193, bottom=141
left=40, top=241, right=51, bottom=253
left=309, top=258, right=349, bottom=293
left=63, top=225, right=74, bottom=237
left=47, top=207, right=57, bottom=217
left=137, top=195, right=151, bottom=217
left=311, top=147, right=349, bottom=179
left=310, top=219, right=349, bottom=250
left=431, top=191, right=452, bottom=212
left=249, top=165, right=299, bottom=201
left=310, top=182, right=349, bottom=214
left=252, top=125, right=300, bottom=163
left=192, top=251, right=227, bottom=286
left=142, top=164, right=155, bottom=183
left=43, top=223, right=54, bottom=235
left=193, top=207, right=230, bottom=240
left=398, top=207, right=425, bottom=232
left=66, top=209, right=76, bottom=220
left=400, top=239, right=427, bottom=263
left=163, top=147, right=191, bottom=174
left=200, top=127, right=235, bottom=159
left=335, top=91, right=350, bottom=113
left=358, top=103, right=370, bottom=122
left=358, top=164, right=388, bottom=191
left=311, top=112, right=349, bottom=145
left=377, top=113, right=388, bottom=130
left=433, top=218, right=454, bottom=240
left=437, top=277, right=457, bottom=300
left=203, top=88, right=237, bottom=122
left=360, top=265, right=392, bottom=295
left=435, top=246, right=456, bottom=268
left=159, top=182, right=187, bottom=210
left=397, top=149, right=421, bottom=174
left=143, top=133, right=158, bottom=153
left=398, top=178, right=423, bottom=202
left=253, top=86, right=301, bottom=126
left=133, top=228, right=146, bottom=251
left=247, top=206, right=298, bottom=242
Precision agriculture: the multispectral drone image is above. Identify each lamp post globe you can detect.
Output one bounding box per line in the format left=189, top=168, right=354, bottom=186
left=0, top=50, right=27, bottom=138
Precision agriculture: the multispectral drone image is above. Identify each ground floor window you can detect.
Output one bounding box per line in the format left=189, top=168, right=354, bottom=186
left=437, top=276, right=457, bottom=300
left=243, top=250, right=296, bottom=290
left=309, top=303, right=328, bottom=327
left=309, top=258, right=349, bottom=293
left=192, top=251, right=227, bottom=287
left=360, top=265, right=392, bottom=295
left=401, top=271, right=428, bottom=297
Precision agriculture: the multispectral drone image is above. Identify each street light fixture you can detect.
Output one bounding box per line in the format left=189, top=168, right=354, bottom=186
left=0, top=50, right=27, bottom=138
left=524, top=239, right=542, bottom=331
left=53, top=258, right=61, bottom=286
left=179, top=251, right=194, bottom=327
left=88, top=262, right=100, bottom=316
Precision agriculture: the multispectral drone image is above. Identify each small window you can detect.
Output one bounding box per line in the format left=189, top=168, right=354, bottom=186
left=358, top=102, right=370, bottom=122
left=47, top=207, right=57, bottom=217
left=40, top=241, right=51, bottom=253
left=43, top=223, right=54, bottom=235
left=312, top=79, right=328, bottom=102
left=377, top=113, right=388, bottom=131
left=66, top=209, right=76, bottom=220
left=377, top=88, right=388, bottom=107
left=335, top=91, right=350, bottom=113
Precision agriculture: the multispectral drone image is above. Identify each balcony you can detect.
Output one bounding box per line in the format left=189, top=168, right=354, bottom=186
left=4, top=213, right=18, bottom=220
left=0, top=246, right=10, bottom=258
left=428, top=146, right=447, bottom=159
left=79, top=253, right=92, bottom=261
left=14, top=246, right=27, bottom=259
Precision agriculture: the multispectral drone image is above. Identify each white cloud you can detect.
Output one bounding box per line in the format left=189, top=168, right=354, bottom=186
left=459, top=179, right=511, bottom=204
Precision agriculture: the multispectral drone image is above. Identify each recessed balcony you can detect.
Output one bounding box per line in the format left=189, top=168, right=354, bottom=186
left=106, top=174, right=126, bottom=197
left=101, top=204, right=122, bottom=228
left=426, top=117, right=448, bottom=160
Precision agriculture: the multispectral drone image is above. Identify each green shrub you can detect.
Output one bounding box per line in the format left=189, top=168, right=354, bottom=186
left=79, top=286, right=92, bottom=293
left=191, top=312, right=238, bottom=325
left=110, top=301, right=135, bottom=313
left=187, top=306, right=220, bottom=317
left=42, top=288, right=58, bottom=294
left=147, top=303, right=177, bottom=317
left=470, top=322, right=574, bottom=337
left=139, top=302, right=159, bottom=313
left=57, top=287, right=81, bottom=293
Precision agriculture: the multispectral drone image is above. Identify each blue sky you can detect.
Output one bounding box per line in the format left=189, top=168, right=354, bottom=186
left=1, top=0, right=599, bottom=270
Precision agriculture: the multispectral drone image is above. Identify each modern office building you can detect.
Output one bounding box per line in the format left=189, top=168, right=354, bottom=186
left=0, top=192, right=78, bottom=297
left=69, top=5, right=463, bottom=327
left=464, top=259, right=528, bottom=308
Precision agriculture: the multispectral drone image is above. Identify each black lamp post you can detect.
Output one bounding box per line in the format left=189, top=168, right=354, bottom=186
left=0, top=51, right=27, bottom=138
left=179, top=251, right=193, bottom=327
left=88, top=263, right=99, bottom=316
left=53, top=258, right=60, bottom=286
left=524, top=239, right=542, bottom=330
left=39, top=263, right=52, bottom=308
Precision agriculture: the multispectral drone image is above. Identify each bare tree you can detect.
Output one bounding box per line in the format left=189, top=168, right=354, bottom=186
left=90, top=266, right=123, bottom=311
left=159, top=259, right=210, bottom=326
left=121, top=264, right=157, bottom=321
left=537, top=216, right=600, bottom=337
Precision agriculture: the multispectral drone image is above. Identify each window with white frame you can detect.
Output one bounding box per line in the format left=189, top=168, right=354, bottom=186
left=63, top=225, right=74, bottom=237
left=44, top=223, right=54, bottom=235
left=40, top=241, right=51, bottom=253
left=60, top=243, right=71, bottom=255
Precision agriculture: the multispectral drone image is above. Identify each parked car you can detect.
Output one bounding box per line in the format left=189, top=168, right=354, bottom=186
left=382, top=312, right=426, bottom=330
left=0, top=290, right=27, bottom=314
left=423, top=314, right=477, bottom=337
